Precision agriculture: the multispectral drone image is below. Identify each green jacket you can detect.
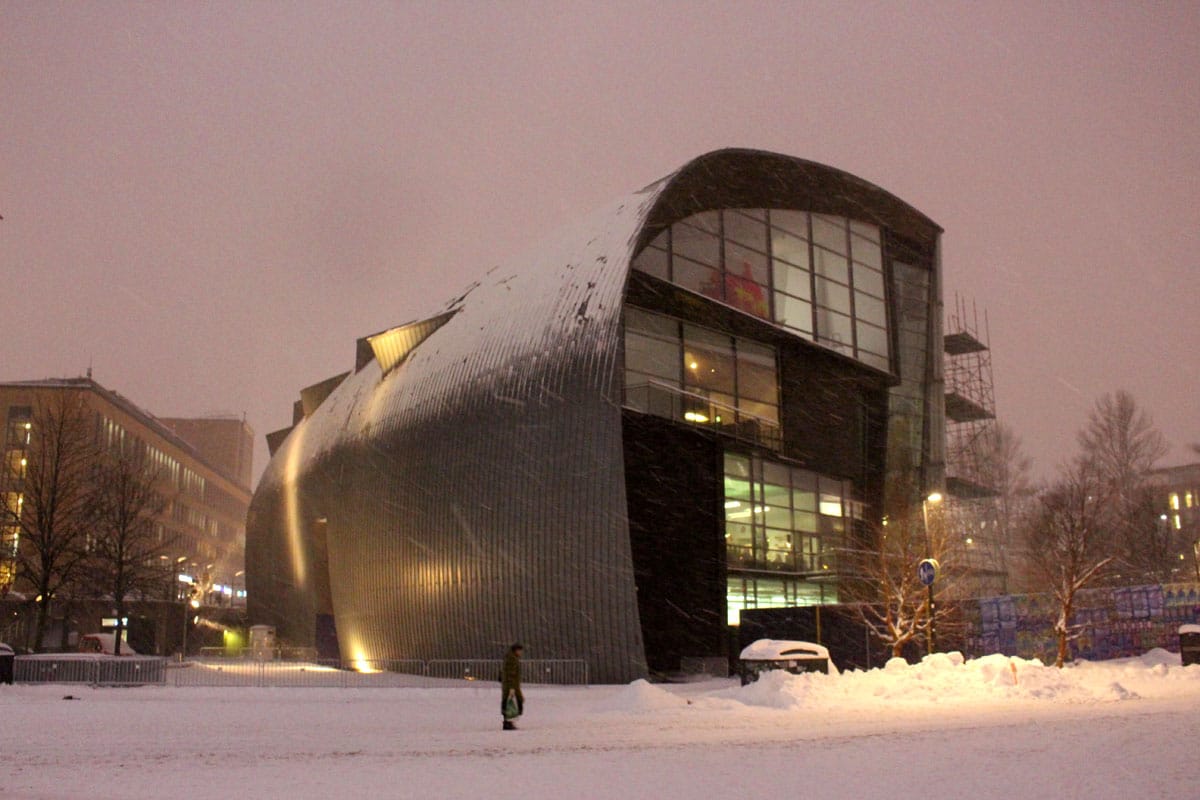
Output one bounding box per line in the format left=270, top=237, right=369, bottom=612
left=501, top=651, right=522, bottom=694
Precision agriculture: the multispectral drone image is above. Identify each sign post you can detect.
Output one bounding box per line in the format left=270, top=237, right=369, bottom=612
left=918, top=558, right=939, bottom=655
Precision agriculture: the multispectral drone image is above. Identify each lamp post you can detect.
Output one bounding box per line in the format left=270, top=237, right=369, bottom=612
left=233, top=570, right=245, bottom=608
left=175, top=555, right=192, bottom=657
left=181, top=596, right=199, bottom=657
left=921, top=492, right=943, bottom=656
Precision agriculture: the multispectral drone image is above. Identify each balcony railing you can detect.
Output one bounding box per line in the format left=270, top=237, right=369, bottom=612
left=624, top=380, right=781, bottom=450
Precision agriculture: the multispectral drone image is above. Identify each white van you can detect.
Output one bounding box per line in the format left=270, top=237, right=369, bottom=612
left=78, top=633, right=138, bottom=656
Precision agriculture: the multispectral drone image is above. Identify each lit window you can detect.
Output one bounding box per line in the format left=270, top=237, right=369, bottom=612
left=1170, top=493, right=1180, bottom=510
left=632, top=208, right=888, bottom=370
left=624, top=308, right=780, bottom=447
left=723, top=452, right=854, bottom=621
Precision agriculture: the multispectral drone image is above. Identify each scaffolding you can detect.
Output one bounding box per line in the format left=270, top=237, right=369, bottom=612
left=943, top=295, right=1008, bottom=596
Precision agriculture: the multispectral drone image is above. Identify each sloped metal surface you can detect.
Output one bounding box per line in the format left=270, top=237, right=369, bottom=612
left=250, top=194, right=659, bottom=683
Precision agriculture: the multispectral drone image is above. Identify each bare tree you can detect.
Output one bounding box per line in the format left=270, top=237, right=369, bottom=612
left=1077, top=391, right=1169, bottom=583
left=845, top=496, right=960, bottom=658
left=1025, top=462, right=1114, bottom=667
left=0, top=391, right=97, bottom=651
left=87, top=449, right=174, bottom=655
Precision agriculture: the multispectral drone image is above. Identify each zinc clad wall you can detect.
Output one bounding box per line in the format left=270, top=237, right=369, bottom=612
left=250, top=195, right=658, bottom=684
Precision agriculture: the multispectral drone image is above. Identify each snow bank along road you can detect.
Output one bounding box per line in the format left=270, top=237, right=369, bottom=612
left=2, top=652, right=1197, bottom=799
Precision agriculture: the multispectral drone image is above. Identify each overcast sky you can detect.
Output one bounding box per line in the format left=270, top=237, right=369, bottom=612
left=3, top=1, right=1197, bottom=483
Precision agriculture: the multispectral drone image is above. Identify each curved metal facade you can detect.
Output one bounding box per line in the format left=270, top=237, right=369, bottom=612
left=247, top=149, right=941, bottom=684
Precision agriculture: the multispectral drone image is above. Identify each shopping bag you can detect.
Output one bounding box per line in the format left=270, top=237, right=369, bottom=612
left=503, top=691, right=520, bottom=720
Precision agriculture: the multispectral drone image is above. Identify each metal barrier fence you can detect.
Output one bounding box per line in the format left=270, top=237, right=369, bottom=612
left=12, top=655, right=588, bottom=688
left=168, top=658, right=588, bottom=688
left=14, top=656, right=167, bottom=686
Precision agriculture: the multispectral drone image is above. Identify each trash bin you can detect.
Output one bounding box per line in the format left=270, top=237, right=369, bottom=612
left=0, top=643, right=14, bottom=685
left=1179, top=625, right=1200, bottom=667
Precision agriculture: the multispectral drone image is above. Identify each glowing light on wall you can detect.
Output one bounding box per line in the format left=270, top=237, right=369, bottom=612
left=283, top=424, right=309, bottom=589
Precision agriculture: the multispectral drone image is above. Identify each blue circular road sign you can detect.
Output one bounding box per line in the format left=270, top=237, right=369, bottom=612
left=918, top=558, right=939, bottom=587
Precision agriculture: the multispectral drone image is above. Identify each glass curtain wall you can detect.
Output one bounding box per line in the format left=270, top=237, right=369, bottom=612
left=623, top=306, right=780, bottom=449
left=633, top=209, right=889, bottom=371
left=884, top=261, right=944, bottom=511
left=723, top=451, right=860, bottom=624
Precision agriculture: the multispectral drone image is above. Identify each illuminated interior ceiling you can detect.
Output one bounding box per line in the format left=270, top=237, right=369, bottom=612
left=356, top=310, right=458, bottom=375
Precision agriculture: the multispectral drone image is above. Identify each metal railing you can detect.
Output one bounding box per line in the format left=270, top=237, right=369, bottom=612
left=169, top=657, right=587, bottom=688
left=12, top=654, right=588, bottom=688
left=14, top=655, right=167, bottom=686
left=624, top=380, right=782, bottom=450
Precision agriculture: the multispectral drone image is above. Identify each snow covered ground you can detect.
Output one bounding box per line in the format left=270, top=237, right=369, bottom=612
left=3, top=651, right=1198, bottom=799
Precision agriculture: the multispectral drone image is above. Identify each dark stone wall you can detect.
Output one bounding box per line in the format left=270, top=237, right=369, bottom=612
left=622, top=412, right=726, bottom=674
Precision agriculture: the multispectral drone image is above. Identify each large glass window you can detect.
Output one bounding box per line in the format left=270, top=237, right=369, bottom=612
left=723, top=452, right=858, bottom=624
left=632, top=208, right=890, bottom=371
left=623, top=307, right=780, bottom=448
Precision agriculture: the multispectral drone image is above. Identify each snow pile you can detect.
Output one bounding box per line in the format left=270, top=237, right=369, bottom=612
left=721, top=650, right=1199, bottom=710
left=596, top=678, right=685, bottom=713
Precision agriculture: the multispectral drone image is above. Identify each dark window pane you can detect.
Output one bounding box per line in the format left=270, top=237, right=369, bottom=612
left=685, top=210, right=721, bottom=235
left=672, top=221, right=720, bottom=267
left=851, top=235, right=882, bottom=269
left=736, top=354, right=777, bottom=404
left=811, top=214, right=847, bottom=254
left=855, top=318, right=889, bottom=357
left=853, top=263, right=885, bottom=298
left=854, top=292, right=887, bottom=327
left=632, top=244, right=668, bottom=279
left=849, top=219, right=880, bottom=243
left=815, top=277, right=851, bottom=314
left=770, top=209, right=808, bottom=239
left=774, top=293, right=813, bottom=335
left=773, top=262, right=811, bottom=300
left=763, top=461, right=789, bottom=487
left=813, top=248, right=849, bottom=284
left=674, top=257, right=723, bottom=301
left=625, top=331, right=681, bottom=383
left=625, top=307, right=677, bottom=339
left=725, top=242, right=770, bottom=284
left=770, top=228, right=809, bottom=269
left=724, top=210, right=768, bottom=252
left=816, top=308, right=854, bottom=352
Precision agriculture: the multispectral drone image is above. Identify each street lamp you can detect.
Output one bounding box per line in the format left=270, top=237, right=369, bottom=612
left=921, top=492, right=944, bottom=655
left=181, top=595, right=199, bottom=657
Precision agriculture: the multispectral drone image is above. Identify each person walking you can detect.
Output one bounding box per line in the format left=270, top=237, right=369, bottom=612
left=501, top=642, right=524, bottom=730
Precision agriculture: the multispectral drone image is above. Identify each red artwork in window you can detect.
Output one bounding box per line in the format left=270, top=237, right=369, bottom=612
left=725, top=261, right=769, bottom=318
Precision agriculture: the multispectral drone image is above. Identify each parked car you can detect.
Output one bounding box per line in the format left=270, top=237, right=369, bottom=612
left=78, top=633, right=138, bottom=656
left=738, top=638, right=833, bottom=685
